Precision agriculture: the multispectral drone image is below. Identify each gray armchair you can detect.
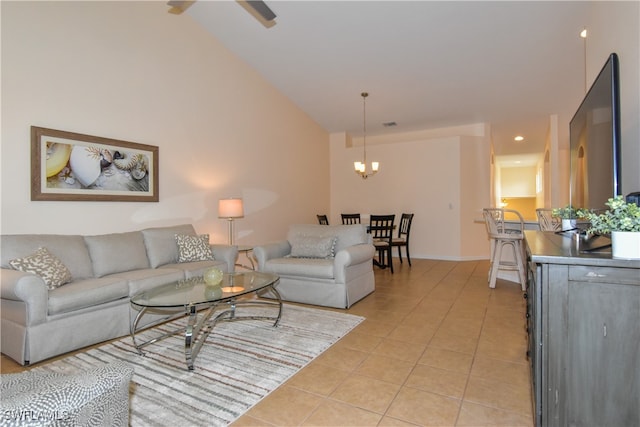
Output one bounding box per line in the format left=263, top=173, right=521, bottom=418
left=254, top=224, right=375, bottom=308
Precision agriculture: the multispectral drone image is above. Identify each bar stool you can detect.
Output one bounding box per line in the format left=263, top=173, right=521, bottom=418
left=536, top=208, right=561, bottom=231
left=483, top=208, right=527, bottom=291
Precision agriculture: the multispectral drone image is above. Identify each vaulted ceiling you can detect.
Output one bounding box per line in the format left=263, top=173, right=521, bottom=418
left=183, top=1, right=591, bottom=163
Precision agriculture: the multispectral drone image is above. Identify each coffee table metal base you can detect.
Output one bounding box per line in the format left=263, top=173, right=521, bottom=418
left=131, top=287, right=282, bottom=371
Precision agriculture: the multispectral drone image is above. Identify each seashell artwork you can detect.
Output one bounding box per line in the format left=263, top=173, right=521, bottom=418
left=33, top=126, right=158, bottom=201
left=113, top=151, right=138, bottom=170
left=100, top=149, right=113, bottom=169
left=69, top=146, right=101, bottom=187
left=45, top=142, right=72, bottom=178
left=131, top=164, right=147, bottom=180
left=113, top=151, right=147, bottom=180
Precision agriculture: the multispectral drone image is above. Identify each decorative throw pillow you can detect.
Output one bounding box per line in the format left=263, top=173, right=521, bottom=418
left=289, top=236, right=337, bottom=259
left=8, top=247, right=72, bottom=290
left=175, top=234, right=214, bottom=263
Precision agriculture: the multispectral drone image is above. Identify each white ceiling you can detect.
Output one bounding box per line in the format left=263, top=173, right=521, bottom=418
left=183, top=1, right=591, bottom=162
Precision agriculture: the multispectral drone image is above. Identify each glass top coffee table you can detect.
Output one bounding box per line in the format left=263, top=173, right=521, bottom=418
left=130, top=271, right=281, bottom=370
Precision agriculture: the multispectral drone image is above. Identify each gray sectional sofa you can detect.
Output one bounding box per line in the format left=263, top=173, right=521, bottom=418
left=0, top=224, right=237, bottom=366
left=254, top=224, right=375, bottom=309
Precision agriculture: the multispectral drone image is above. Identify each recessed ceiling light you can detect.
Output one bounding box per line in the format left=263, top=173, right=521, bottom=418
left=580, top=28, right=588, bottom=38
left=514, top=135, right=524, bottom=142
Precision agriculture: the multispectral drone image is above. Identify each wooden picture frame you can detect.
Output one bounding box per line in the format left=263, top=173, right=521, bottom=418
left=31, top=126, right=159, bottom=202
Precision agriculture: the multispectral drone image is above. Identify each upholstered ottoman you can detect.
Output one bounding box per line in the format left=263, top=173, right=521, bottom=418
left=0, top=362, right=134, bottom=427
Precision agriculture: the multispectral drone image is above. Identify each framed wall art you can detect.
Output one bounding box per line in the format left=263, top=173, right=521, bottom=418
left=31, top=126, right=159, bottom=202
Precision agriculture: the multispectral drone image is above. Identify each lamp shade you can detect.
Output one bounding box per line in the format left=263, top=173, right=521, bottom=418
left=218, top=198, right=244, bottom=218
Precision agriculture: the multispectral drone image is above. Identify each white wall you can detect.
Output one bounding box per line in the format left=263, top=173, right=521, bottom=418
left=460, top=133, right=492, bottom=259
left=1, top=1, right=329, bottom=244
left=501, top=167, right=537, bottom=197
left=330, top=125, right=491, bottom=260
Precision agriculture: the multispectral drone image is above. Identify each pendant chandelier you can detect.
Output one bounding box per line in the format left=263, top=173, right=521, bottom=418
left=354, top=92, right=379, bottom=179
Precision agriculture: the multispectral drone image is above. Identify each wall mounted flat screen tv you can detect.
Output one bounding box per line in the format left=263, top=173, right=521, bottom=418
left=570, top=53, right=621, bottom=211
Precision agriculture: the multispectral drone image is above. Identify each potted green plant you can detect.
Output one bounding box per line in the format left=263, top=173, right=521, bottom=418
left=583, top=195, right=640, bottom=259
left=552, top=205, right=586, bottom=231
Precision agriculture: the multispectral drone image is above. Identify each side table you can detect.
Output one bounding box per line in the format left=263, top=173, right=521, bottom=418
left=236, top=245, right=255, bottom=270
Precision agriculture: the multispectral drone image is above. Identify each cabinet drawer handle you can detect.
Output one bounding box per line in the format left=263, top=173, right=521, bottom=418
left=586, top=271, right=606, bottom=278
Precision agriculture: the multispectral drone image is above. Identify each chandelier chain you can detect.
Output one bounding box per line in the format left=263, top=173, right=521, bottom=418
left=362, top=92, right=368, bottom=166
left=354, top=91, right=378, bottom=179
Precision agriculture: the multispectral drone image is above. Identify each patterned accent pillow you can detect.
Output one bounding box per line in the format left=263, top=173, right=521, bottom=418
left=175, top=234, right=214, bottom=263
left=8, top=247, right=73, bottom=290
left=289, top=236, right=337, bottom=259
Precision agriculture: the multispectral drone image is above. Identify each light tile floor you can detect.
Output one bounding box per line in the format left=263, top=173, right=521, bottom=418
left=0, top=259, right=534, bottom=426
left=233, top=259, right=533, bottom=427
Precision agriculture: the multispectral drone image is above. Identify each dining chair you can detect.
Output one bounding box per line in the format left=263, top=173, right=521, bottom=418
left=369, top=214, right=395, bottom=273
left=536, top=208, right=561, bottom=231
left=392, top=213, right=414, bottom=266
left=317, top=214, right=329, bottom=225
left=482, top=208, right=527, bottom=291
left=341, top=213, right=361, bottom=224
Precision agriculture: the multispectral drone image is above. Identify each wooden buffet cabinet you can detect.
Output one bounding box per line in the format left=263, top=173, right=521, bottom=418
left=524, top=231, right=639, bottom=427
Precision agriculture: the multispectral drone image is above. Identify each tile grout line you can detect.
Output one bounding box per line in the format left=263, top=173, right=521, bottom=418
left=453, top=287, right=489, bottom=426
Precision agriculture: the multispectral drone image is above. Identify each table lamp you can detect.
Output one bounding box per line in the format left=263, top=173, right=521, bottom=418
left=218, top=198, right=244, bottom=245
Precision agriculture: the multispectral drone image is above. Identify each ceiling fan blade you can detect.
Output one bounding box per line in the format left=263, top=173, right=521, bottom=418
left=166, top=0, right=196, bottom=15
left=245, top=0, right=276, bottom=22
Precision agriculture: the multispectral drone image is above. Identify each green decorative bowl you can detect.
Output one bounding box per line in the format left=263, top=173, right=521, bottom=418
left=204, top=284, right=222, bottom=300
left=203, top=267, right=223, bottom=286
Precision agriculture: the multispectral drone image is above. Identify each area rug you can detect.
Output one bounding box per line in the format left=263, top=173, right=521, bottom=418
left=32, top=304, right=364, bottom=426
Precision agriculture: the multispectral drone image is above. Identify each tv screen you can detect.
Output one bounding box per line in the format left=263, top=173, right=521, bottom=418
left=569, top=53, right=621, bottom=211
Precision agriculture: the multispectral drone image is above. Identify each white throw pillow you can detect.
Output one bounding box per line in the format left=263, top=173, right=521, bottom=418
left=175, top=234, right=214, bottom=263
left=289, top=236, right=337, bottom=259
left=9, top=247, right=72, bottom=290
